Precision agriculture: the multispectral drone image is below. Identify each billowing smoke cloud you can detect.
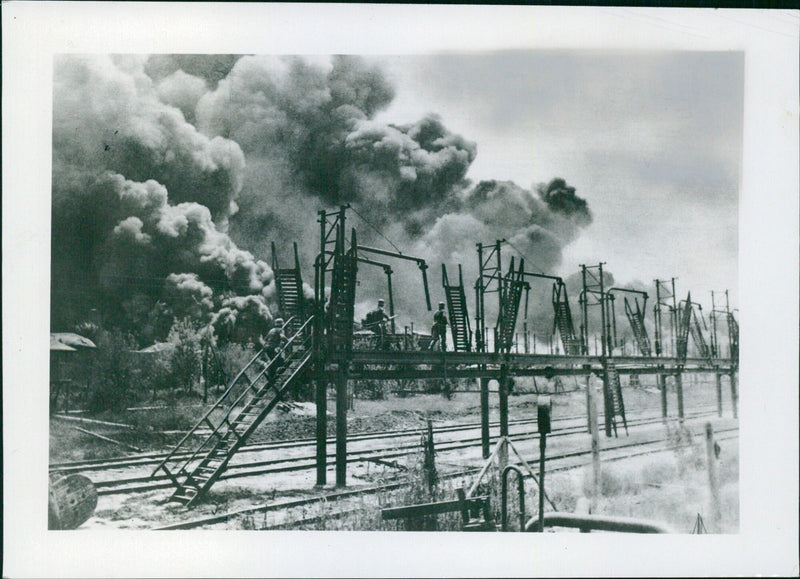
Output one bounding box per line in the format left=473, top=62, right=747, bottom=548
left=53, top=55, right=245, bottom=225
left=154, top=70, right=209, bottom=125
left=392, top=178, right=592, bottom=335
left=144, top=55, right=241, bottom=88
left=52, top=55, right=270, bottom=344
left=194, top=56, right=476, bottom=253
left=52, top=53, right=594, bottom=347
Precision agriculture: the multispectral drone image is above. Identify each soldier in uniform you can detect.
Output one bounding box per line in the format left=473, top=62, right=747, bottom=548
left=264, top=318, right=288, bottom=379
left=429, top=302, right=448, bottom=352
left=367, top=299, right=391, bottom=348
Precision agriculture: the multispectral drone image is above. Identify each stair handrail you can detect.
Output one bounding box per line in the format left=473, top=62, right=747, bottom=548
left=168, top=324, right=315, bottom=483
left=623, top=297, right=651, bottom=356
left=151, top=315, right=308, bottom=477
left=168, top=316, right=314, bottom=477
left=442, top=263, right=472, bottom=352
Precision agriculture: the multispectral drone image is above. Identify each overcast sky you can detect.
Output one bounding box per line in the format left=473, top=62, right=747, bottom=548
left=375, top=51, right=743, bottom=304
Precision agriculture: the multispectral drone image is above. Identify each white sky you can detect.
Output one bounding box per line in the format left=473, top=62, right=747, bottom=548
left=374, top=51, right=742, bottom=305
left=3, top=4, right=798, bottom=578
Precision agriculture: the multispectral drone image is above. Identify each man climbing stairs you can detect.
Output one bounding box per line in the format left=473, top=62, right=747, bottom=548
left=152, top=317, right=314, bottom=507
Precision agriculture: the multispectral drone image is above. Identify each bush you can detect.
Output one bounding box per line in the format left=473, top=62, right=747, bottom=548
left=217, top=342, right=257, bottom=383
left=126, top=405, right=197, bottom=432
left=167, top=319, right=203, bottom=396
left=354, top=379, right=386, bottom=400
left=87, top=330, right=137, bottom=413
left=139, top=354, right=173, bottom=402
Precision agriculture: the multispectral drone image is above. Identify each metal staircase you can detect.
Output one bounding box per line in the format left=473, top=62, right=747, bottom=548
left=273, top=242, right=306, bottom=336
left=676, top=293, right=694, bottom=365
left=552, top=281, right=582, bottom=355
left=604, top=361, right=628, bottom=436
left=727, top=312, right=739, bottom=365
left=624, top=297, right=652, bottom=356
left=327, top=228, right=358, bottom=356
left=495, top=258, right=526, bottom=353
left=152, top=316, right=314, bottom=507
left=442, top=264, right=472, bottom=352
left=689, top=309, right=711, bottom=360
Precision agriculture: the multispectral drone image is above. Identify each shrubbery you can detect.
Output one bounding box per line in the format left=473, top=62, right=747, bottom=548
left=75, top=320, right=260, bottom=414
left=87, top=330, right=138, bottom=412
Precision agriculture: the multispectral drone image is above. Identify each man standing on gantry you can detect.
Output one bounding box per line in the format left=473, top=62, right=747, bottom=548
left=429, top=302, right=448, bottom=352
left=366, top=299, right=391, bottom=349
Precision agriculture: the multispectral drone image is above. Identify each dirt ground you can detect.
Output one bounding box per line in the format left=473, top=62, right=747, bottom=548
left=50, top=374, right=737, bottom=531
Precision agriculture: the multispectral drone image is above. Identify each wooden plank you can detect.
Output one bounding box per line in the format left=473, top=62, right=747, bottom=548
left=53, top=414, right=137, bottom=430
left=381, top=496, right=489, bottom=520
left=72, top=426, right=142, bottom=452
left=466, top=438, right=502, bottom=497
left=365, top=457, right=408, bottom=471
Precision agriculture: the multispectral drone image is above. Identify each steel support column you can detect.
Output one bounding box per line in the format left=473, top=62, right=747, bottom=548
left=715, top=371, right=723, bottom=417
left=335, top=364, right=349, bottom=487
left=675, top=371, right=684, bottom=422
left=498, top=363, right=509, bottom=471
left=499, top=365, right=510, bottom=438
left=315, top=372, right=327, bottom=486
left=602, top=366, right=613, bottom=437
left=480, top=377, right=490, bottom=458
left=583, top=365, right=592, bottom=432
left=659, top=367, right=668, bottom=421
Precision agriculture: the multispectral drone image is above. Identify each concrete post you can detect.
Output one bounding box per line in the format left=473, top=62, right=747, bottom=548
left=659, top=369, right=668, bottom=422
left=588, top=378, right=601, bottom=511
left=705, top=423, right=721, bottom=531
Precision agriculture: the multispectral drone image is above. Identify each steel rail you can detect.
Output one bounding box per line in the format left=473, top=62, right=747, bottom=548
left=56, top=399, right=703, bottom=472
left=93, top=407, right=722, bottom=495
left=152, top=427, right=739, bottom=530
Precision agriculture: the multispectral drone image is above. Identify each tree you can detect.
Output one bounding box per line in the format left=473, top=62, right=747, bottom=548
left=167, top=318, right=203, bottom=397
left=89, top=330, right=137, bottom=413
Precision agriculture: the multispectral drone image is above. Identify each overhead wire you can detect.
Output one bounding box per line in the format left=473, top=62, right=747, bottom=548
left=504, top=239, right=546, bottom=275
left=348, top=204, right=403, bottom=254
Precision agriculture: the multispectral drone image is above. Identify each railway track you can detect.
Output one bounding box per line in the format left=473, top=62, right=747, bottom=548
left=76, top=407, right=718, bottom=496
left=51, top=402, right=720, bottom=475
left=51, top=407, right=606, bottom=473
left=153, top=423, right=739, bottom=530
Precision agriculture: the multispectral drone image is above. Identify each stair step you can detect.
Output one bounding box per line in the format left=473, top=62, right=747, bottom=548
left=171, top=495, right=195, bottom=504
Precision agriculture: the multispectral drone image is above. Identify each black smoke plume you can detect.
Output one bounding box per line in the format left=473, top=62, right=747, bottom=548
left=51, top=54, right=594, bottom=346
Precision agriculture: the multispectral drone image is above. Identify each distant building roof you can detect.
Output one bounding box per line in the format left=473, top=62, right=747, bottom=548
left=51, top=333, right=96, bottom=349
left=50, top=336, right=77, bottom=351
